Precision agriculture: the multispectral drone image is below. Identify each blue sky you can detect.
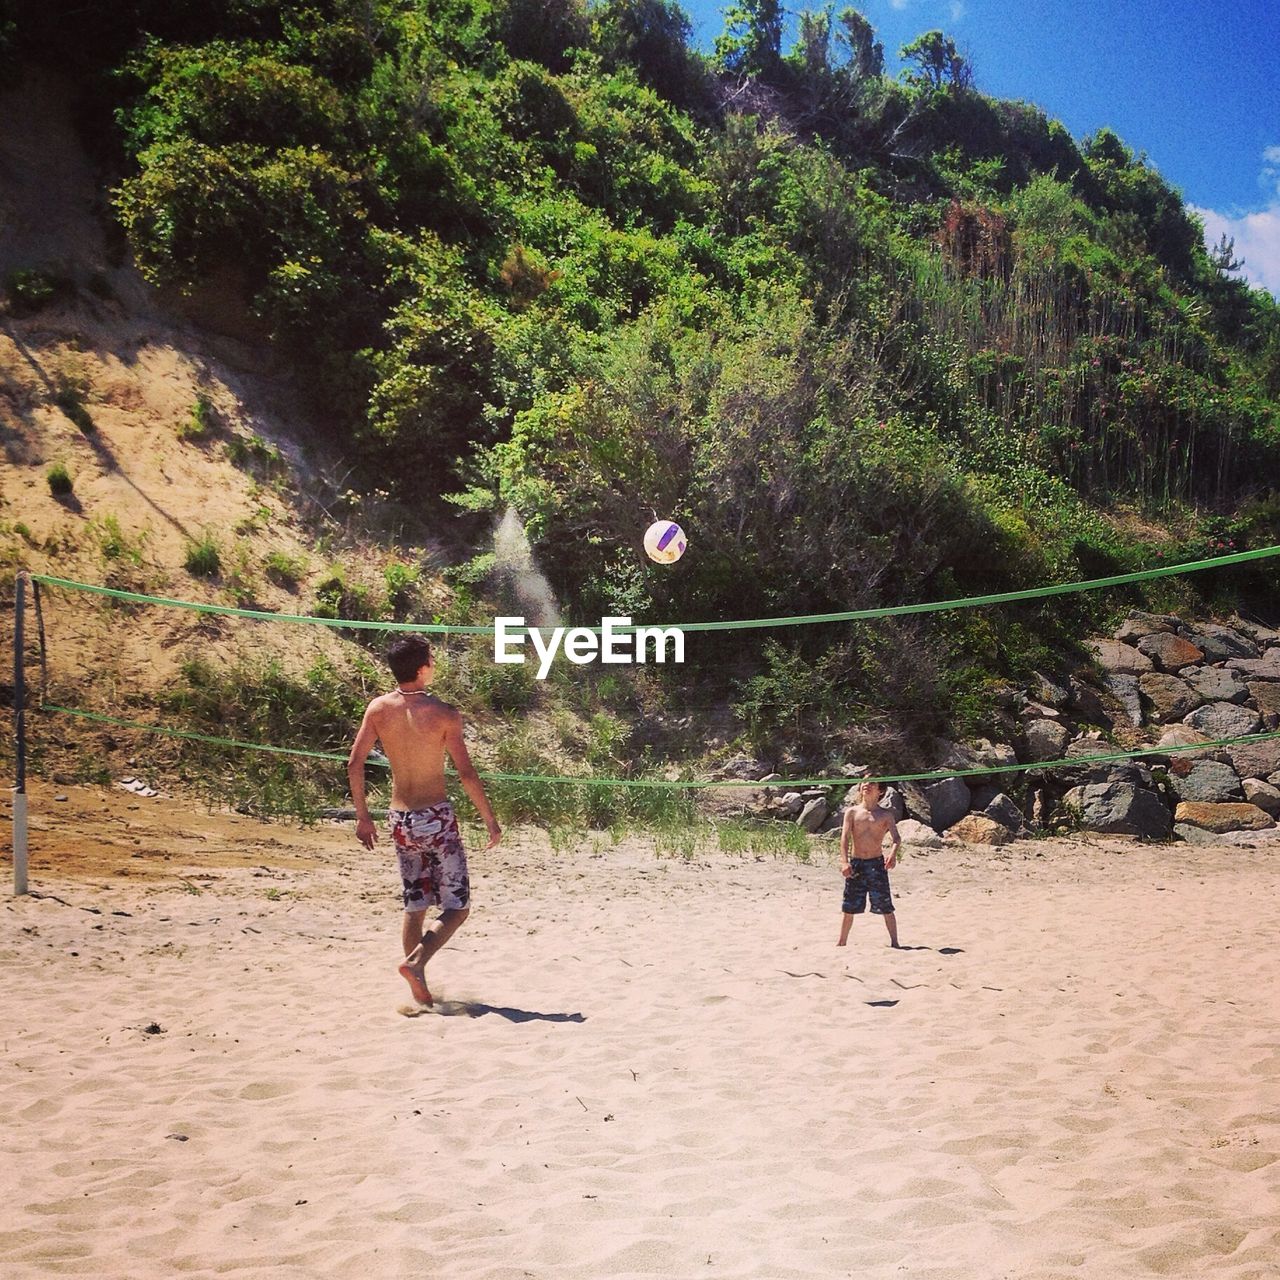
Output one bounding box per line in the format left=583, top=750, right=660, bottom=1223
left=681, top=1, right=1280, bottom=295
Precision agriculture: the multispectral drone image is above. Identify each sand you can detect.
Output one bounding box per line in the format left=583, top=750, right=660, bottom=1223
left=3, top=782, right=1280, bottom=1279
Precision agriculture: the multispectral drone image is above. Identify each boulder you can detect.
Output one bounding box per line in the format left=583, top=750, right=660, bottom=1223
left=897, top=818, right=944, bottom=849
left=1030, top=671, right=1069, bottom=708
left=717, top=756, right=769, bottom=781
left=1020, top=699, right=1064, bottom=722
left=983, top=792, right=1028, bottom=832
left=968, top=783, right=1002, bottom=811
left=774, top=792, right=805, bottom=819
left=1138, top=673, right=1201, bottom=723
left=1104, top=673, right=1143, bottom=725
left=1056, top=736, right=1152, bottom=788
left=1174, top=823, right=1231, bottom=846
left=1068, top=676, right=1113, bottom=726
left=1173, top=801, right=1274, bottom=833
left=1248, top=682, right=1280, bottom=717
left=797, top=797, right=829, bottom=833
left=1136, top=632, right=1205, bottom=671
left=932, top=738, right=1018, bottom=783
left=1184, top=624, right=1258, bottom=662
left=1088, top=639, right=1153, bottom=675
left=1023, top=718, right=1070, bottom=763
left=1225, top=738, right=1280, bottom=781
left=1173, top=760, right=1243, bottom=803
left=1230, top=618, right=1280, bottom=646
left=1242, top=778, right=1280, bottom=817
left=946, top=814, right=1013, bottom=846
left=1063, top=782, right=1171, bottom=838
left=1183, top=667, right=1248, bottom=705
left=1114, top=611, right=1177, bottom=643
left=879, top=786, right=907, bottom=822
left=1153, top=724, right=1217, bottom=764
left=1183, top=702, right=1262, bottom=739
left=922, top=777, right=971, bottom=832
left=1227, top=652, right=1280, bottom=680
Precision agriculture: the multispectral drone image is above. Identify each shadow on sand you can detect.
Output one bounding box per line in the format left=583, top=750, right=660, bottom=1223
left=430, top=1001, right=586, bottom=1024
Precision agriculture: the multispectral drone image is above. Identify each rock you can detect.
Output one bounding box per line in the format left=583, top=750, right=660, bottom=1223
left=1173, top=761, right=1243, bottom=803
left=1183, top=667, right=1248, bottom=704
left=1063, top=782, right=1171, bottom=838
left=1182, top=702, right=1262, bottom=739
left=1023, top=718, right=1070, bottom=763
left=1248, top=682, right=1280, bottom=717
left=1231, top=618, right=1280, bottom=645
left=758, top=772, right=782, bottom=784
left=717, top=756, right=769, bottom=781
left=797, top=797, right=828, bottom=832
left=838, top=763, right=870, bottom=778
left=1067, top=676, right=1113, bottom=726
left=1173, top=801, right=1274, bottom=833
left=968, top=783, right=1002, bottom=811
left=1088, top=639, right=1153, bottom=675
left=1153, top=724, right=1216, bottom=762
left=1242, top=778, right=1280, bottom=817
left=1030, top=671, right=1069, bottom=708
left=1227, top=652, right=1280, bottom=679
left=1225, top=738, right=1280, bottom=781
left=922, top=777, right=971, bottom=832
left=1114, top=611, right=1176, bottom=643
left=1020, top=699, right=1064, bottom=722
left=774, top=792, right=805, bottom=819
left=1183, top=624, right=1258, bottom=662
left=898, top=781, right=934, bottom=827
left=983, top=793, right=1027, bottom=832
left=1104, top=673, right=1143, bottom=725
left=1173, top=823, right=1232, bottom=845
left=1138, top=672, right=1202, bottom=723
left=897, top=818, right=944, bottom=848
left=1056, top=735, right=1152, bottom=788
left=946, top=814, right=1013, bottom=846
left=879, top=786, right=907, bottom=822
left=1136, top=632, right=1205, bottom=671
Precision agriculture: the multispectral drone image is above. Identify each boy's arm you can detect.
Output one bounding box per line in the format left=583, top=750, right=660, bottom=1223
left=444, top=711, right=502, bottom=849
left=839, top=806, right=854, bottom=876
left=347, top=703, right=380, bottom=849
left=884, top=816, right=901, bottom=870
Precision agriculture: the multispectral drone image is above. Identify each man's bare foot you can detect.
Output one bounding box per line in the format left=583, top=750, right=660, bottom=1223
left=398, top=963, right=433, bottom=1005
left=837, top=940, right=847, bottom=947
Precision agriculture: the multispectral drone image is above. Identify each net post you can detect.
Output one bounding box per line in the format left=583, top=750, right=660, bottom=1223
left=13, top=570, right=29, bottom=895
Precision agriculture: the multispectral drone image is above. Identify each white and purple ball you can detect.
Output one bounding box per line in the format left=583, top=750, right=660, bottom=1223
left=643, top=519, right=687, bottom=564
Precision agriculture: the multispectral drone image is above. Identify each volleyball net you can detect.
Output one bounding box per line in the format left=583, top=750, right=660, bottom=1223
left=11, top=542, right=1280, bottom=893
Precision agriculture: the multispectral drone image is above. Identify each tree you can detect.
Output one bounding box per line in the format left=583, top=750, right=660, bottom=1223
left=715, top=0, right=785, bottom=79
left=837, top=7, right=883, bottom=82
left=899, top=29, right=970, bottom=92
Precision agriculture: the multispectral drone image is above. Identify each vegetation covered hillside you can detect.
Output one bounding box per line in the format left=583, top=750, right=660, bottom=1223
left=4, top=1, right=1280, bottom=800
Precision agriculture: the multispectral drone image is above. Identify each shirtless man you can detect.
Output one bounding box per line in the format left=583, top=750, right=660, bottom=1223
left=837, top=779, right=901, bottom=948
left=348, top=635, right=502, bottom=1005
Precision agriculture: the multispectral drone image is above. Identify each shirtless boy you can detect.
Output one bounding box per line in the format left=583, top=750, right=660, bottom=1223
left=348, top=635, right=501, bottom=1005
left=837, top=779, right=901, bottom=948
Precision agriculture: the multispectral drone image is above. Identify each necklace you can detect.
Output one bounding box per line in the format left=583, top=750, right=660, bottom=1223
left=396, top=687, right=430, bottom=697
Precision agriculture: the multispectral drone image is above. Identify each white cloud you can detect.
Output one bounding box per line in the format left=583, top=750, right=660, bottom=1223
left=950, top=0, right=967, bottom=19
left=1193, top=203, right=1280, bottom=299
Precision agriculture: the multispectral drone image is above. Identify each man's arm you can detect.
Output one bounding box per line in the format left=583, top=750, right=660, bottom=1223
left=884, top=816, right=901, bottom=870
left=444, top=711, right=502, bottom=849
left=347, top=703, right=380, bottom=850
left=839, top=806, right=855, bottom=876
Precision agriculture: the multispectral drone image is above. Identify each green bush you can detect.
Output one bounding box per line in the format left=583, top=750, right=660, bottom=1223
left=46, top=462, right=73, bottom=496
left=184, top=533, right=222, bottom=578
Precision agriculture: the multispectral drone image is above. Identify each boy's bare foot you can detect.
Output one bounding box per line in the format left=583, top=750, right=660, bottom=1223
left=398, top=962, right=433, bottom=1005
left=837, top=940, right=847, bottom=947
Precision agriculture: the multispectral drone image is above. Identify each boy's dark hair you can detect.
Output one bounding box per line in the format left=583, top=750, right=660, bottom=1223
left=386, top=635, right=432, bottom=684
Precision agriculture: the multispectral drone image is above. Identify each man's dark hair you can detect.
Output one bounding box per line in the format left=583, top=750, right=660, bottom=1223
left=386, top=635, right=432, bottom=684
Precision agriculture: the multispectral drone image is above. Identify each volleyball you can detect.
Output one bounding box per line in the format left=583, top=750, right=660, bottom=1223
left=644, top=519, right=687, bottom=564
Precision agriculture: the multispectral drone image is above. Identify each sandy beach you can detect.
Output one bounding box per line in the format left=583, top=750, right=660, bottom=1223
left=3, top=781, right=1280, bottom=1279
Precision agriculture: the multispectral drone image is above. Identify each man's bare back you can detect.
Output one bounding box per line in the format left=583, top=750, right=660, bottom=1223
left=361, top=689, right=458, bottom=810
